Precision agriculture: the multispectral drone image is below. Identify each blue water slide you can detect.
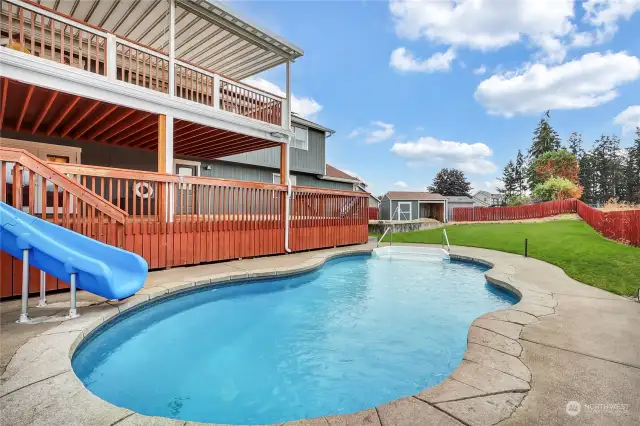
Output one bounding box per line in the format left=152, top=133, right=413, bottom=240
left=0, top=202, right=147, bottom=300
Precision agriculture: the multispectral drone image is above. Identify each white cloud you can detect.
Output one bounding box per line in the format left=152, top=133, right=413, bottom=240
left=243, top=78, right=322, bottom=119
left=583, top=0, right=640, bottom=40
left=389, top=0, right=575, bottom=63
left=349, top=121, right=396, bottom=144
left=393, top=181, right=409, bottom=189
left=475, top=51, right=640, bottom=117
left=473, top=65, right=487, bottom=75
left=390, top=47, right=456, bottom=73
left=391, top=137, right=497, bottom=175
left=614, top=105, right=640, bottom=135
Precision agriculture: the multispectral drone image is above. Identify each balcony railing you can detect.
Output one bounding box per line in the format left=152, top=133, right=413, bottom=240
left=1, top=0, right=285, bottom=127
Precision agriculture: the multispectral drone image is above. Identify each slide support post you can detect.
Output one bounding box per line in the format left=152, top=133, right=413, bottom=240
left=36, top=271, right=47, bottom=307
left=17, top=249, right=30, bottom=323
left=68, top=273, right=80, bottom=319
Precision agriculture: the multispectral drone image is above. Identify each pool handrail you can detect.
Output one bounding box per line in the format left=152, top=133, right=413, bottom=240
left=442, top=228, right=451, bottom=252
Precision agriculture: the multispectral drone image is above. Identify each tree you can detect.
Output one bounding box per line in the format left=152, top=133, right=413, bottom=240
left=428, top=168, right=471, bottom=196
left=532, top=177, right=583, bottom=201
left=566, top=132, right=584, bottom=158
left=514, top=150, right=527, bottom=195
left=498, top=160, right=518, bottom=200
left=529, top=110, right=561, bottom=159
left=528, top=149, right=580, bottom=189
left=591, top=135, right=625, bottom=203
left=625, top=127, right=640, bottom=203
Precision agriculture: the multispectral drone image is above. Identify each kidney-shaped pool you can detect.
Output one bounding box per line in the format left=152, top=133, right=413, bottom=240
left=72, top=253, right=518, bottom=424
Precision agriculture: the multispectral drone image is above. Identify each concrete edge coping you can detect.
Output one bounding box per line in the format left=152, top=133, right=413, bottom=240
left=7, top=247, right=557, bottom=426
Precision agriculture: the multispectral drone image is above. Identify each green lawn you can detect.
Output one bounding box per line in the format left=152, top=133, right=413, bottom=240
left=381, top=220, right=639, bottom=296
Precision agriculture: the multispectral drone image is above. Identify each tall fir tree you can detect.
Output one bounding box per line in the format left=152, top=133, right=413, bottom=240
left=498, top=160, right=518, bottom=200
left=529, top=110, right=561, bottom=159
left=566, top=132, right=584, bottom=158
left=625, top=127, right=640, bottom=203
left=591, top=135, right=625, bottom=203
left=514, top=150, right=527, bottom=195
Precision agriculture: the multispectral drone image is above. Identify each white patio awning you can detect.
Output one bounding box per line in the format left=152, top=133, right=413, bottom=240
left=38, top=0, right=303, bottom=80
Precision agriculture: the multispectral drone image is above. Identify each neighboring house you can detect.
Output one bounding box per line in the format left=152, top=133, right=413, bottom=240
left=443, top=196, right=479, bottom=221
left=321, top=165, right=380, bottom=207
left=380, top=192, right=448, bottom=222
left=473, top=190, right=505, bottom=207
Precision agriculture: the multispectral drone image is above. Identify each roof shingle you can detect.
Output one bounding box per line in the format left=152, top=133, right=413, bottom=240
left=385, top=191, right=445, bottom=200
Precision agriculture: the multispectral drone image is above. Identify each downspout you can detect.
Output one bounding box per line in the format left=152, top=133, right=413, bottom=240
left=284, top=59, right=292, bottom=252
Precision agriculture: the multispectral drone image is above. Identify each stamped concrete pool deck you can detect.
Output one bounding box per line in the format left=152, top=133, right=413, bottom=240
left=1, top=244, right=638, bottom=425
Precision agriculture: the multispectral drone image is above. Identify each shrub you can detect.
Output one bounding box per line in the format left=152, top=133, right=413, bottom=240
left=506, top=195, right=533, bottom=206
left=532, top=177, right=583, bottom=201
left=528, top=149, right=580, bottom=188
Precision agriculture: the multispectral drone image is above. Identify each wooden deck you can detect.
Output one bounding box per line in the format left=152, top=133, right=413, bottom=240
left=1, top=148, right=369, bottom=298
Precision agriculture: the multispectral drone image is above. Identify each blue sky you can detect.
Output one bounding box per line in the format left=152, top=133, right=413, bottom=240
left=230, top=0, right=640, bottom=196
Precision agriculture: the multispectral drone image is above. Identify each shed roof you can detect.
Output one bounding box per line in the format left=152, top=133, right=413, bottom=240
left=444, top=196, right=475, bottom=203
left=385, top=191, right=445, bottom=201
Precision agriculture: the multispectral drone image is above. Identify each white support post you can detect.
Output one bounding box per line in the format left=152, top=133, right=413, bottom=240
left=166, top=115, right=175, bottom=222
left=36, top=270, right=47, bottom=307
left=284, top=60, right=292, bottom=252
left=16, top=249, right=30, bottom=324
left=168, top=0, right=176, bottom=97
left=67, top=273, right=80, bottom=319
left=213, top=75, right=221, bottom=109
left=106, top=34, right=117, bottom=80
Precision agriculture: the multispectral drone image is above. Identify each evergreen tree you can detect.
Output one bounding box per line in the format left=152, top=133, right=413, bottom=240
left=579, top=153, right=597, bottom=204
left=427, top=168, right=472, bottom=196
left=625, top=127, right=640, bottom=203
left=529, top=110, right=561, bottom=159
left=514, top=150, right=527, bottom=195
left=591, top=135, right=625, bottom=203
left=566, top=132, right=584, bottom=158
left=498, top=160, right=518, bottom=200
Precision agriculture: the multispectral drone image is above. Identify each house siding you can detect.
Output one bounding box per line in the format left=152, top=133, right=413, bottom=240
left=390, top=200, right=419, bottom=220
left=218, top=127, right=325, bottom=175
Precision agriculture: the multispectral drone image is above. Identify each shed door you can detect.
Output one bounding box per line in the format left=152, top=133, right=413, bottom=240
left=398, top=202, right=412, bottom=220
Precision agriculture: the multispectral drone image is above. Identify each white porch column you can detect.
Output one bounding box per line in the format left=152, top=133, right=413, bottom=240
left=158, top=115, right=174, bottom=222
left=168, top=0, right=176, bottom=97
left=106, top=34, right=117, bottom=80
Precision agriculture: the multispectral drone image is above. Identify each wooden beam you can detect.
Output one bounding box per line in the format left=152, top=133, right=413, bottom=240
left=32, top=90, right=59, bottom=133
left=0, top=78, right=9, bottom=129
left=47, top=96, right=80, bottom=136
left=128, top=128, right=160, bottom=148
left=101, top=112, right=153, bottom=141
left=88, top=109, right=137, bottom=140
left=74, top=104, right=119, bottom=139
left=110, top=119, right=157, bottom=144
left=157, top=115, right=167, bottom=173
left=178, top=135, right=257, bottom=157
left=16, top=86, right=35, bottom=132
left=59, top=99, right=100, bottom=137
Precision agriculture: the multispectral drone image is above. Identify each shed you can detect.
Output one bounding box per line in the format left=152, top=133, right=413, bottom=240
left=380, top=192, right=448, bottom=222
left=444, top=196, right=478, bottom=221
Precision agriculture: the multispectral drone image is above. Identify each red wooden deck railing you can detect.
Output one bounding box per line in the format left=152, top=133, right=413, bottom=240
left=1, top=153, right=369, bottom=297
left=0, top=148, right=128, bottom=297
left=2, top=0, right=284, bottom=127
left=368, top=207, right=379, bottom=220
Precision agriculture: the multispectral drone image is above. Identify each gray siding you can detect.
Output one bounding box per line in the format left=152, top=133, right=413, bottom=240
left=296, top=175, right=353, bottom=190
left=380, top=197, right=391, bottom=220
left=217, top=127, right=325, bottom=175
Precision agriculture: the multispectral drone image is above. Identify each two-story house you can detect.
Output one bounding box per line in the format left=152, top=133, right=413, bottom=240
left=0, top=0, right=369, bottom=298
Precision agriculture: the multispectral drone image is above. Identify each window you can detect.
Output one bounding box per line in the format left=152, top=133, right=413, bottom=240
left=291, top=126, right=308, bottom=150
left=273, top=173, right=296, bottom=185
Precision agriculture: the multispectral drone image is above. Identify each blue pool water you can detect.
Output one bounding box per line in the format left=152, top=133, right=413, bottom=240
left=72, top=254, right=518, bottom=424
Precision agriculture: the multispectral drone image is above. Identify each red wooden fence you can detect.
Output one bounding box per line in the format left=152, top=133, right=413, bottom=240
left=452, top=198, right=640, bottom=247
left=576, top=201, right=640, bottom=247
left=368, top=207, right=379, bottom=220
left=453, top=199, right=577, bottom=222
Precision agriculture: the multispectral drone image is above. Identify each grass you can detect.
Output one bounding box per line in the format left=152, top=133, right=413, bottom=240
left=381, top=220, right=639, bottom=296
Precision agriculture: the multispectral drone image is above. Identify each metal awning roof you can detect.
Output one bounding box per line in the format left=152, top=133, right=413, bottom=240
left=38, top=0, right=303, bottom=80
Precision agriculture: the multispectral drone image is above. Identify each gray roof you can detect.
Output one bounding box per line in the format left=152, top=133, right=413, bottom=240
left=444, top=196, right=475, bottom=203
left=384, top=191, right=445, bottom=201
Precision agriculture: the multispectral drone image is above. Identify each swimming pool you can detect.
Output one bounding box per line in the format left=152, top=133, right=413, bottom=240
left=72, top=253, right=518, bottom=424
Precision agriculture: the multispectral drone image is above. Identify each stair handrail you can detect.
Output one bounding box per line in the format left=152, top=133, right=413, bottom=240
left=442, top=228, right=450, bottom=252
left=0, top=148, right=128, bottom=224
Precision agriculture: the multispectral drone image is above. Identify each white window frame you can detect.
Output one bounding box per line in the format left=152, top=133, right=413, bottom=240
left=291, top=126, right=308, bottom=150
left=397, top=202, right=412, bottom=221
left=273, top=173, right=296, bottom=185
